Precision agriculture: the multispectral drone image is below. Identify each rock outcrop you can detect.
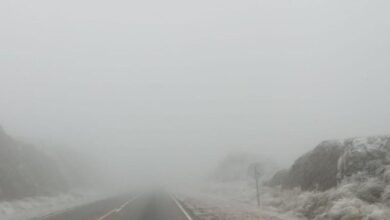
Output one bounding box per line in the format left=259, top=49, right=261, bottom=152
left=269, top=136, right=390, bottom=191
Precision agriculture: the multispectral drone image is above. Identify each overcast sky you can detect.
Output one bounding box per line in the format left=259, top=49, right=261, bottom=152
left=1, top=0, right=390, bottom=181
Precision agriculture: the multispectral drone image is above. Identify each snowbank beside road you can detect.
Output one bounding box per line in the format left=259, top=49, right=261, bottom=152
left=0, top=190, right=103, bottom=220
left=181, top=190, right=295, bottom=220
left=179, top=180, right=390, bottom=220
left=178, top=181, right=299, bottom=220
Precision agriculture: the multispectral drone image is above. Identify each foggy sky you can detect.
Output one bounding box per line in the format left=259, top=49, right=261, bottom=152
left=1, top=0, right=390, bottom=182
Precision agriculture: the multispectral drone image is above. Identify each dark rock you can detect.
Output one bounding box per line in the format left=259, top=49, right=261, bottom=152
left=285, top=140, right=345, bottom=191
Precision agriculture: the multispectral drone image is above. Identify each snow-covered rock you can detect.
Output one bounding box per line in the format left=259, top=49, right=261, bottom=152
left=269, top=135, right=390, bottom=191
left=338, top=136, right=390, bottom=181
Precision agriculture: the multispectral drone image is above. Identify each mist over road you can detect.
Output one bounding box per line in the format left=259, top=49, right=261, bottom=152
left=38, top=192, right=193, bottom=220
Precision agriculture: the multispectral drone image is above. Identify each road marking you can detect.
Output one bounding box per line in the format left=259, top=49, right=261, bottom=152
left=117, top=200, right=130, bottom=211
left=96, top=196, right=138, bottom=220
left=97, top=209, right=117, bottom=220
left=170, top=194, right=194, bottom=220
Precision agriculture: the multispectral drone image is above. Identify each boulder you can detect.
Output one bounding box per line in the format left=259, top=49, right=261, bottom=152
left=269, top=136, right=390, bottom=191
left=286, top=140, right=345, bottom=190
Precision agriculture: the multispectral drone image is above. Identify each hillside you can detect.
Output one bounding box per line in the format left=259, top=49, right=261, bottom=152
left=0, top=126, right=87, bottom=200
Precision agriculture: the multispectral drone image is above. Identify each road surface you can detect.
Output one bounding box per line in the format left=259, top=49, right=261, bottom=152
left=36, top=192, right=195, bottom=220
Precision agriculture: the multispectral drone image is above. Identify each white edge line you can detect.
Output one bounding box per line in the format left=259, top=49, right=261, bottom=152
left=170, top=194, right=193, bottom=220
left=96, top=210, right=116, bottom=220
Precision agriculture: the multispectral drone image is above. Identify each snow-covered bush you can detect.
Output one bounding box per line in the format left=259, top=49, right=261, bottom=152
left=383, top=166, right=390, bottom=183
left=355, top=178, right=385, bottom=203
left=263, top=177, right=390, bottom=220
left=185, top=174, right=390, bottom=219
left=382, top=185, right=390, bottom=206
left=338, top=136, right=390, bottom=181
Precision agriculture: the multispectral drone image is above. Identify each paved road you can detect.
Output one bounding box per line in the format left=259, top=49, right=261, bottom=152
left=37, top=192, right=194, bottom=220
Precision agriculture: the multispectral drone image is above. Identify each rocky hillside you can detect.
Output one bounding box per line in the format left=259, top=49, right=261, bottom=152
left=0, top=126, right=87, bottom=200
left=268, top=136, right=390, bottom=191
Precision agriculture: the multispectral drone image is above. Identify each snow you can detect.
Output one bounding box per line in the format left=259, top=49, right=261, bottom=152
left=176, top=136, right=390, bottom=220
left=177, top=181, right=300, bottom=220
left=180, top=190, right=296, bottom=220
left=0, top=190, right=104, bottom=220
left=178, top=179, right=390, bottom=220
left=348, top=137, right=387, bottom=153
left=179, top=136, right=390, bottom=219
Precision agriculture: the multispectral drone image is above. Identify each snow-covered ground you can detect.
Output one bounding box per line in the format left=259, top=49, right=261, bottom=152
left=177, top=182, right=299, bottom=220
left=178, top=180, right=390, bottom=220
left=0, top=190, right=104, bottom=220
left=181, top=192, right=297, bottom=220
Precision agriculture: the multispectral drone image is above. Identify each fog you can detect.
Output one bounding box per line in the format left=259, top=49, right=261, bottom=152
left=1, top=0, right=390, bottom=186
